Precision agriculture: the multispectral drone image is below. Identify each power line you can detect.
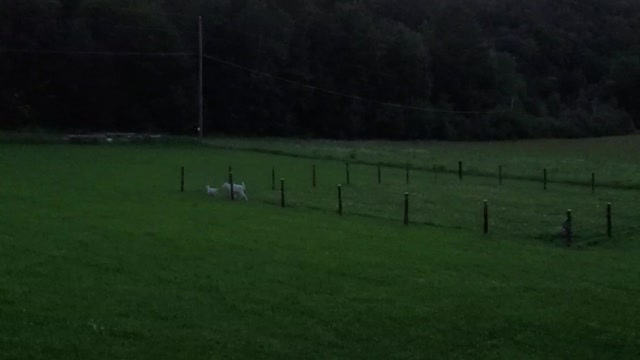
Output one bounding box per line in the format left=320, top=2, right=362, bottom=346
left=78, top=4, right=197, bottom=21
left=0, top=46, right=503, bottom=115
left=203, top=54, right=502, bottom=115
left=84, top=22, right=199, bottom=35
left=1, top=23, right=199, bottom=38
left=0, top=48, right=194, bottom=57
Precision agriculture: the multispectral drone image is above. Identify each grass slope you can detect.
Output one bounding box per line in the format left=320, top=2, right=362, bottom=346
left=0, top=143, right=639, bottom=359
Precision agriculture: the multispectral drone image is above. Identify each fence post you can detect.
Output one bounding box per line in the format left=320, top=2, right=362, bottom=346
left=607, top=203, right=612, bottom=238
left=592, top=172, right=595, bottom=194
left=499, top=165, right=502, bottom=185
left=280, top=178, right=285, bottom=208
left=180, top=166, right=184, bottom=192
left=404, top=192, right=409, bottom=226
left=483, top=200, right=489, bottom=235
left=338, top=184, right=343, bottom=215
left=544, top=168, right=547, bottom=190
left=346, top=162, right=350, bottom=185
left=566, top=209, right=572, bottom=247
left=458, top=161, right=463, bottom=181
left=272, top=167, right=275, bottom=191
left=229, top=170, right=234, bottom=201
left=313, top=164, right=316, bottom=188
left=406, top=163, right=410, bottom=185
left=378, top=163, right=381, bottom=184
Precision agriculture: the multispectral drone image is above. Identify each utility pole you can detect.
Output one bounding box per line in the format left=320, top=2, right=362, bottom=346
left=198, top=16, right=204, bottom=139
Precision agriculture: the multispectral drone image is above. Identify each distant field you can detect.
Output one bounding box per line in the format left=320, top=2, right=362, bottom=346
left=204, top=136, right=640, bottom=246
left=0, top=140, right=639, bottom=359
left=210, top=135, right=640, bottom=188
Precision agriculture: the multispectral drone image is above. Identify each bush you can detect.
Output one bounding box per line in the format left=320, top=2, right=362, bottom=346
left=589, top=104, right=635, bottom=136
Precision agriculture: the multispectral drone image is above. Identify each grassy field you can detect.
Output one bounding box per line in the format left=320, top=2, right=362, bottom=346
left=1, top=140, right=639, bottom=359
left=205, top=136, right=640, bottom=247
left=211, top=135, right=640, bottom=188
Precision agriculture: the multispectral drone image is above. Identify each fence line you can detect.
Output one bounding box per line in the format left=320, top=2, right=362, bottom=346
left=191, top=160, right=628, bottom=247
left=202, top=143, right=637, bottom=191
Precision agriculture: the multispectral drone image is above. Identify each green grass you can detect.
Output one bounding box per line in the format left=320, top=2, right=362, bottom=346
left=199, top=139, right=639, bottom=247
left=1, top=141, right=639, bottom=359
left=209, top=135, right=640, bottom=189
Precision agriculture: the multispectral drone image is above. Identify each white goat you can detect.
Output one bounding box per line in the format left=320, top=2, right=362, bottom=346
left=206, top=185, right=218, bottom=196
left=222, top=181, right=248, bottom=200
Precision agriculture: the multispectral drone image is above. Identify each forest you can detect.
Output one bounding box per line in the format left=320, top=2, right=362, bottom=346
left=2, top=0, right=640, bottom=140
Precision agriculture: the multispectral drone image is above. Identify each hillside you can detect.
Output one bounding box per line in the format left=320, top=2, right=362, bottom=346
left=2, top=0, right=640, bottom=139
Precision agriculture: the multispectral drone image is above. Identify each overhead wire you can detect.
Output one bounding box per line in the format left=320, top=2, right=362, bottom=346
left=0, top=46, right=502, bottom=114
left=75, top=4, right=198, bottom=21
left=1, top=2, right=505, bottom=115
left=0, top=48, right=194, bottom=57
left=203, top=54, right=503, bottom=115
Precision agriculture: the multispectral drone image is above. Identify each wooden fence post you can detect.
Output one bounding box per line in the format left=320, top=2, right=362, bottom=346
left=346, top=162, right=350, bottom=185
left=313, top=164, right=316, bottom=188
left=338, top=184, right=343, bottom=215
left=607, top=203, right=612, bottom=238
left=406, top=164, right=410, bottom=185
left=404, top=192, right=409, bottom=226
left=180, top=166, right=184, bottom=192
left=566, top=209, right=572, bottom=247
left=483, top=200, right=489, bottom=235
left=229, top=170, right=234, bottom=201
left=280, top=178, right=285, bottom=208
left=272, top=167, right=275, bottom=191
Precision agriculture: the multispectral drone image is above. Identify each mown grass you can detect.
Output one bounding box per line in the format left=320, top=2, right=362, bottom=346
left=209, top=135, right=640, bottom=189
left=186, top=142, right=639, bottom=247
left=1, top=142, right=639, bottom=359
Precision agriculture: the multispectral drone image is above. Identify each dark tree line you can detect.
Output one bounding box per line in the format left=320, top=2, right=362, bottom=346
left=2, top=0, right=640, bottom=140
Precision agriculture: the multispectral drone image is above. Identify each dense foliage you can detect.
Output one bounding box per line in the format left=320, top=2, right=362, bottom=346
left=2, top=0, right=640, bottom=139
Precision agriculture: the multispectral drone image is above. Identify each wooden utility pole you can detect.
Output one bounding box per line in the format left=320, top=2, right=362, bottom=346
left=198, top=16, right=204, bottom=139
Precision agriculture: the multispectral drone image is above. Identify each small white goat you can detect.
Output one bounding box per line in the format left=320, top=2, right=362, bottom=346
left=206, top=185, right=218, bottom=196
left=222, top=181, right=248, bottom=200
